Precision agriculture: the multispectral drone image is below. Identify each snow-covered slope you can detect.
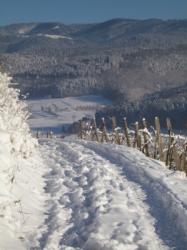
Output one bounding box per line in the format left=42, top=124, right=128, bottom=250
left=0, top=73, right=46, bottom=249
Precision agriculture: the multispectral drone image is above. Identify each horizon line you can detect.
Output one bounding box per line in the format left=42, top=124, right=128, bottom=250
left=1, top=17, right=187, bottom=27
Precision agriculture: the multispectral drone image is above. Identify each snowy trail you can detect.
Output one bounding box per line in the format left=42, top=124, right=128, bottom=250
left=81, top=141, right=187, bottom=249
left=2, top=66, right=186, bottom=249
left=31, top=138, right=187, bottom=249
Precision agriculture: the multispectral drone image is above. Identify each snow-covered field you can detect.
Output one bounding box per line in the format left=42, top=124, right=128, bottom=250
left=1, top=72, right=187, bottom=250
left=26, top=96, right=111, bottom=133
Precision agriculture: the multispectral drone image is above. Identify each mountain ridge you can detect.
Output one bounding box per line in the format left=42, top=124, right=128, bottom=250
left=0, top=18, right=187, bottom=127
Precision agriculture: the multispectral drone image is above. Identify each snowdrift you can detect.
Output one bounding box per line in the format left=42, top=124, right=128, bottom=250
left=0, top=72, right=37, bottom=157
left=0, top=72, right=45, bottom=249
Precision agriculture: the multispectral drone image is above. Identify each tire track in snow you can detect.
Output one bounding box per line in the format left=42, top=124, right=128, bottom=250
left=80, top=140, right=187, bottom=250
left=32, top=142, right=73, bottom=250
left=36, top=139, right=169, bottom=250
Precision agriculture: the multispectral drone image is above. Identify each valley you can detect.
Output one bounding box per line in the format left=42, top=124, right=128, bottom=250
left=26, top=95, right=111, bottom=133
left=1, top=18, right=187, bottom=127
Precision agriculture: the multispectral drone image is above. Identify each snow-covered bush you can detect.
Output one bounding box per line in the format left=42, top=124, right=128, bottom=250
left=0, top=72, right=36, bottom=158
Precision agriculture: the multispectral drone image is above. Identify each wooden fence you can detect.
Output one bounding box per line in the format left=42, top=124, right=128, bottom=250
left=78, top=116, right=187, bottom=175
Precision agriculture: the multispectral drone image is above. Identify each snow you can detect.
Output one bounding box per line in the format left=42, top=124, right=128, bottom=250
left=37, top=34, right=73, bottom=40
left=1, top=72, right=187, bottom=249
left=52, top=25, right=60, bottom=30
left=0, top=73, right=47, bottom=249
left=26, top=95, right=111, bottom=133
left=0, top=145, right=46, bottom=250
left=34, top=139, right=187, bottom=249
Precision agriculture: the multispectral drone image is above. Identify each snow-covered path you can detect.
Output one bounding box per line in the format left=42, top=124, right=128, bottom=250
left=33, top=139, right=187, bottom=250
left=1, top=71, right=186, bottom=249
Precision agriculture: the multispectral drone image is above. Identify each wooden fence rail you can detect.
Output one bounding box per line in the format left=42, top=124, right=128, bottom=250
left=78, top=116, right=187, bottom=176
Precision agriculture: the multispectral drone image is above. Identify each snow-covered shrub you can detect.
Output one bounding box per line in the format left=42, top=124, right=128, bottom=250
left=0, top=72, right=37, bottom=158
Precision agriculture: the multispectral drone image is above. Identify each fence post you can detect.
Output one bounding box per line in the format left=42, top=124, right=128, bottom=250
left=179, top=143, right=187, bottom=174
left=124, top=117, right=130, bottom=147
left=49, top=131, right=53, bottom=139
left=142, top=118, right=149, bottom=157
left=100, top=118, right=109, bottom=142
left=183, top=144, right=187, bottom=175
left=79, top=120, right=83, bottom=139
left=91, top=118, right=99, bottom=142
left=173, top=145, right=180, bottom=170
left=134, top=122, right=141, bottom=149
left=112, top=116, right=121, bottom=144
left=165, top=118, right=173, bottom=167
left=179, top=152, right=186, bottom=172
left=36, top=130, right=39, bottom=139
left=155, top=117, right=163, bottom=161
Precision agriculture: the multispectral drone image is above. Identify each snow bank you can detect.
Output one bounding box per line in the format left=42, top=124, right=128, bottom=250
left=0, top=72, right=46, bottom=249
left=0, top=72, right=36, bottom=157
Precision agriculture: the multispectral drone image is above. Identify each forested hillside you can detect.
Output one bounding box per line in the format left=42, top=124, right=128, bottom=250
left=0, top=18, right=187, bottom=127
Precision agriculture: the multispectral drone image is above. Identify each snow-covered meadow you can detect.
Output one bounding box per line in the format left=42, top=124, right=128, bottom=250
left=0, top=72, right=187, bottom=250
left=26, top=95, right=111, bottom=133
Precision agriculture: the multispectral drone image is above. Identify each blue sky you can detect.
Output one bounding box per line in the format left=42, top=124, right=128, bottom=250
left=0, top=0, right=187, bottom=26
